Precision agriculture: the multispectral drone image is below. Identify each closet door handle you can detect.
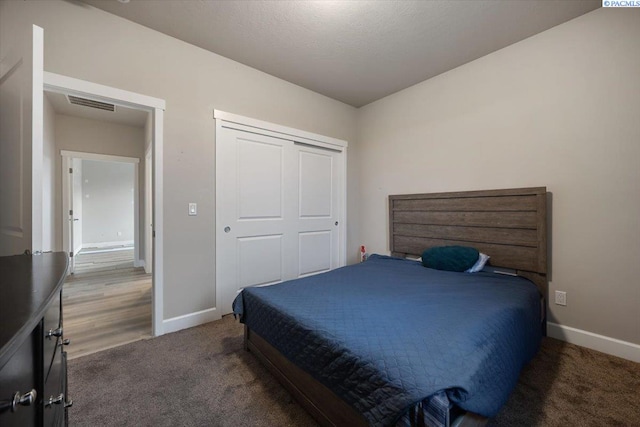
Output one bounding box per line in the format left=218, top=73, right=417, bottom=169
left=224, top=226, right=231, bottom=233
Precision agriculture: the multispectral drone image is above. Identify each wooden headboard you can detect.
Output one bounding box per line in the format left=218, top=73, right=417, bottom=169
left=389, top=187, right=548, bottom=294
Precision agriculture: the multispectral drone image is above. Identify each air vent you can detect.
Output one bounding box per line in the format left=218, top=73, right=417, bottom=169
left=67, top=95, right=115, bottom=112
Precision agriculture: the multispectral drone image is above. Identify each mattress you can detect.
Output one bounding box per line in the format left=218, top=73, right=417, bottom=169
left=233, top=255, right=541, bottom=426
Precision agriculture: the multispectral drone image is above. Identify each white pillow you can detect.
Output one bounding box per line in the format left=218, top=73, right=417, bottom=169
left=466, top=253, right=490, bottom=273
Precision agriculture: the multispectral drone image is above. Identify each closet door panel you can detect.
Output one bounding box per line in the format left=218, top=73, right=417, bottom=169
left=237, top=234, right=283, bottom=287
left=298, top=231, right=332, bottom=277
left=216, top=128, right=293, bottom=315
left=295, top=145, right=342, bottom=277
left=237, top=138, right=283, bottom=220
left=299, top=151, right=333, bottom=218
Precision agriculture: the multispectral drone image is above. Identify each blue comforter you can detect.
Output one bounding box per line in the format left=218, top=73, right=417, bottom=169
left=233, top=255, right=541, bottom=426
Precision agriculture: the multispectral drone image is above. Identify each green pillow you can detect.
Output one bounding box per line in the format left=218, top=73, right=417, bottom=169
left=421, top=246, right=479, bottom=272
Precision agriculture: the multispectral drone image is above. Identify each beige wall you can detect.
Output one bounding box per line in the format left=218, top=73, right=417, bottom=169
left=55, top=115, right=145, bottom=159
left=356, top=9, right=640, bottom=345
left=4, top=0, right=358, bottom=320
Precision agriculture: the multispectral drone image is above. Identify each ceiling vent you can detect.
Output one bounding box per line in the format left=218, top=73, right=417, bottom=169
left=67, top=95, right=116, bottom=112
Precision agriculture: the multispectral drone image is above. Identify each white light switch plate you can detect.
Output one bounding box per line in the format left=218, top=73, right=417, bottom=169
left=188, top=203, right=197, bottom=216
left=555, top=290, right=567, bottom=306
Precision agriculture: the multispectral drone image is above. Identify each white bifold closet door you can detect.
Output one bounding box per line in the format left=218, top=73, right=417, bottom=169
left=216, top=122, right=344, bottom=315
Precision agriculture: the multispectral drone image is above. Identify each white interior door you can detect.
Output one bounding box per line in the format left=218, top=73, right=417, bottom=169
left=62, top=156, right=84, bottom=274
left=62, top=157, right=80, bottom=273
left=216, top=124, right=344, bottom=315
left=217, top=128, right=296, bottom=315
left=0, top=24, right=44, bottom=256
left=294, top=143, right=342, bottom=278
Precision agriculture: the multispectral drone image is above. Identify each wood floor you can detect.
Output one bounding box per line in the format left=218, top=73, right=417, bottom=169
left=63, top=248, right=152, bottom=359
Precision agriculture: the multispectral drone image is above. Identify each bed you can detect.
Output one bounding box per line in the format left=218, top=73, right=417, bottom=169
left=233, top=187, right=548, bottom=427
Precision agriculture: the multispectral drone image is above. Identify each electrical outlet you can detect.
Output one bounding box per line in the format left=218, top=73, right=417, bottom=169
left=555, top=290, right=567, bottom=306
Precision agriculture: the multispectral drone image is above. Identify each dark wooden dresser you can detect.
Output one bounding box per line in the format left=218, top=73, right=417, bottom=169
left=0, top=252, right=71, bottom=426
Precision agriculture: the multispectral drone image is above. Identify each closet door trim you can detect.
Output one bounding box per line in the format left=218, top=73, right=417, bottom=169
left=214, top=110, right=347, bottom=151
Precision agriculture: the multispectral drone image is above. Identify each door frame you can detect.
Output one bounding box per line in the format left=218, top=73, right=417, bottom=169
left=45, top=72, right=166, bottom=337
left=61, top=151, right=140, bottom=271
left=144, top=144, right=153, bottom=274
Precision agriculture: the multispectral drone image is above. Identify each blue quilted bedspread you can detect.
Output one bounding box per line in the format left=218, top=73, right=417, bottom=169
left=233, top=255, right=541, bottom=426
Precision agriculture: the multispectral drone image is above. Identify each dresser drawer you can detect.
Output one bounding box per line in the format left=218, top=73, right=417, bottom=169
left=0, top=331, right=37, bottom=427
left=62, top=351, right=69, bottom=426
left=43, top=345, right=64, bottom=427
left=43, top=290, right=66, bottom=427
left=43, top=291, right=62, bottom=381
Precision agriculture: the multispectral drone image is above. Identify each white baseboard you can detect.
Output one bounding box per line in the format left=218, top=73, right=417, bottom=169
left=83, top=240, right=134, bottom=249
left=547, top=322, right=640, bottom=363
left=162, top=307, right=221, bottom=335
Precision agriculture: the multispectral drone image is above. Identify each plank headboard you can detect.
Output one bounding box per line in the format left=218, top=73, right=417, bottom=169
left=389, top=187, right=548, bottom=294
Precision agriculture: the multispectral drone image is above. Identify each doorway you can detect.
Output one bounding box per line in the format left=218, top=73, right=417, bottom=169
left=55, top=120, right=150, bottom=359
left=61, top=152, right=142, bottom=275
left=43, top=71, right=165, bottom=346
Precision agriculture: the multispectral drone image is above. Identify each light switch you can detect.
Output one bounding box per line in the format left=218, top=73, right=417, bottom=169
left=188, top=203, right=197, bottom=216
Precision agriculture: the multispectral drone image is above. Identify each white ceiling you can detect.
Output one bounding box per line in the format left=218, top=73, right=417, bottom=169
left=45, top=91, right=149, bottom=127
left=80, top=0, right=600, bottom=107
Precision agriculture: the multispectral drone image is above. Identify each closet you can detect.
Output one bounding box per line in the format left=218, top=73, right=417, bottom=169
left=215, top=111, right=347, bottom=315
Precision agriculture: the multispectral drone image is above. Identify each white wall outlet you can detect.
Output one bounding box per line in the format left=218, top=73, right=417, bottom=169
left=188, top=202, right=197, bottom=216
left=555, top=290, right=567, bottom=306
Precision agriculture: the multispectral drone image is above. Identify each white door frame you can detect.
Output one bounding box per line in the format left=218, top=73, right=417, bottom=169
left=144, top=145, right=153, bottom=274
left=61, top=151, right=140, bottom=267
left=45, top=72, right=166, bottom=337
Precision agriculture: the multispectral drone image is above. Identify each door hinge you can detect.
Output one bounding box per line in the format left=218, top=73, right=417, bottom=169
left=152, top=230, right=156, bottom=238
left=69, top=209, right=73, bottom=216
left=69, top=167, right=73, bottom=173
left=70, top=252, right=74, bottom=258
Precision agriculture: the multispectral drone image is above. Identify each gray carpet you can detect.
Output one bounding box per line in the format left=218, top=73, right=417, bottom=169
left=68, top=316, right=640, bottom=426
